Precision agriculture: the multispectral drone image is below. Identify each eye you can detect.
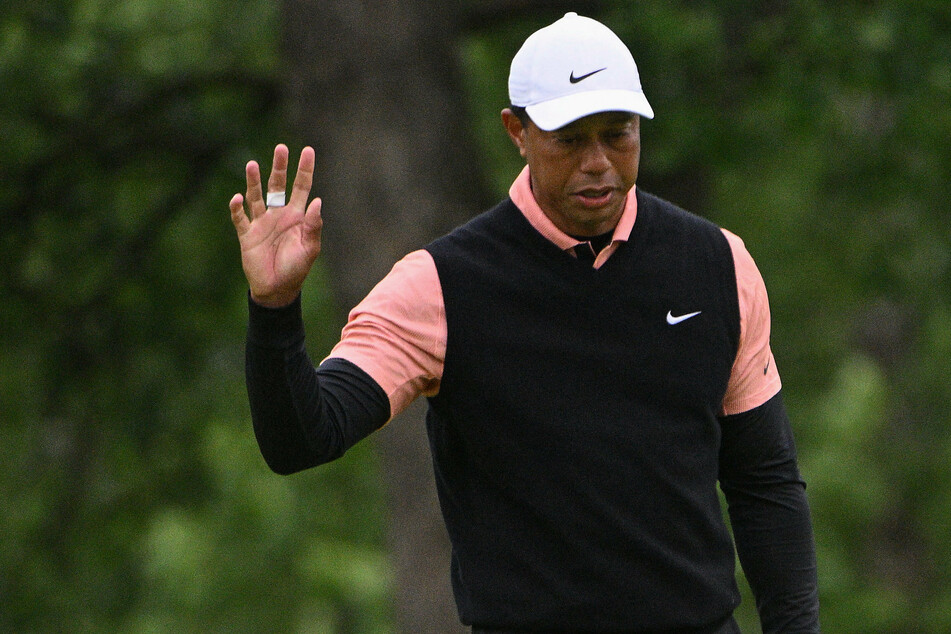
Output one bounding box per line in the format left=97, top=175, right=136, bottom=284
left=605, top=127, right=636, bottom=147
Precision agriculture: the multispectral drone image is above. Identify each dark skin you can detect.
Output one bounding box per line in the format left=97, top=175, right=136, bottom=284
left=500, top=109, right=641, bottom=237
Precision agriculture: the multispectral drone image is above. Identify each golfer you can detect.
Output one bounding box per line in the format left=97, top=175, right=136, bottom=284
left=230, top=12, right=820, bottom=633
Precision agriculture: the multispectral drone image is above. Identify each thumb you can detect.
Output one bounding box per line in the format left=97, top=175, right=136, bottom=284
left=229, top=193, right=250, bottom=236
left=302, top=197, right=323, bottom=250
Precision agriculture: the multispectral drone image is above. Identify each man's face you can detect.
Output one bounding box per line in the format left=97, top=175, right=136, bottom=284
left=502, top=110, right=641, bottom=237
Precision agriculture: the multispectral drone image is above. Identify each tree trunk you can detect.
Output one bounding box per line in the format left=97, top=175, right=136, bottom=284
left=279, top=1, right=485, bottom=631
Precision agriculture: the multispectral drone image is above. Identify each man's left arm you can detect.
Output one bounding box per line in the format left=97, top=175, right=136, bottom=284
left=719, top=393, right=820, bottom=633
left=719, top=229, right=819, bottom=632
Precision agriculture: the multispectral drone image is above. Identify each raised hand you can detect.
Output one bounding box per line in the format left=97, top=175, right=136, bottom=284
left=230, top=144, right=323, bottom=308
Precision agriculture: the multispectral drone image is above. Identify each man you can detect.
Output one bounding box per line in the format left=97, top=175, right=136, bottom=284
left=229, top=12, right=820, bottom=634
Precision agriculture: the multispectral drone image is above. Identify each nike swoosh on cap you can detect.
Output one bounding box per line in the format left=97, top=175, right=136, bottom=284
left=569, top=67, right=606, bottom=83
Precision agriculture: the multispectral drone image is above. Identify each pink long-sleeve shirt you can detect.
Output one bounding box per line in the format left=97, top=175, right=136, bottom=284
left=327, top=166, right=781, bottom=420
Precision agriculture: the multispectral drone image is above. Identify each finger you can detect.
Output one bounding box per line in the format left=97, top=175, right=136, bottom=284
left=229, top=193, right=250, bottom=236
left=267, top=144, right=290, bottom=203
left=301, top=197, right=323, bottom=254
left=288, top=146, right=316, bottom=210
left=246, top=160, right=266, bottom=219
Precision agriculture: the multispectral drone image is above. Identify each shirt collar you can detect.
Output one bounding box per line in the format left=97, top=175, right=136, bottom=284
left=508, top=165, right=638, bottom=252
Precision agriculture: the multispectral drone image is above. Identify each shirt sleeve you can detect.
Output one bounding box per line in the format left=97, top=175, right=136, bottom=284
left=720, top=229, right=782, bottom=415
left=719, top=392, right=820, bottom=633
left=325, top=249, right=446, bottom=420
left=245, top=295, right=390, bottom=474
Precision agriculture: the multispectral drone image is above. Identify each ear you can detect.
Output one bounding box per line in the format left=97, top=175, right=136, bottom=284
left=501, top=108, right=528, bottom=158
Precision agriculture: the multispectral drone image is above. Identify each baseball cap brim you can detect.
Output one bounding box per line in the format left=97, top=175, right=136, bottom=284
left=524, top=89, right=655, bottom=131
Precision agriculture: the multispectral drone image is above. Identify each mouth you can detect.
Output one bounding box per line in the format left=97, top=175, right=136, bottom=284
left=573, top=186, right=615, bottom=208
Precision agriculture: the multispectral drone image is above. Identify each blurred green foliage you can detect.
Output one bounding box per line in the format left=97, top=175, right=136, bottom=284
left=1, top=0, right=387, bottom=631
left=2, top=0, right=950, bottom=632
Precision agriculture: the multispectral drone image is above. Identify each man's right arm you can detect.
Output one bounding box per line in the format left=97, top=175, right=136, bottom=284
left=231, top=144, right=392, bottom=473
left=245, top=294, right=390, bottom=474
left=230, top=145, right=445, bottom=472
left=244, top=246, right=445, bottom=473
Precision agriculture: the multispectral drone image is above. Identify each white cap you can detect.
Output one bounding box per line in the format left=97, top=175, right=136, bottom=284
left=508, top=12, right=654, bottom=131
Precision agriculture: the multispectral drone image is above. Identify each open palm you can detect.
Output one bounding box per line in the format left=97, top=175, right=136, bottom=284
left=229, top=145, right=323, bottom=308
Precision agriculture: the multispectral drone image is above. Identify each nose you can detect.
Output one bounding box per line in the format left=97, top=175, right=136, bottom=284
left=578, top=138, right=611, bottom=174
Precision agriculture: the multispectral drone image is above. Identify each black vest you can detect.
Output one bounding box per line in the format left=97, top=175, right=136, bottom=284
left=425, top=190, right=742, bottom=631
